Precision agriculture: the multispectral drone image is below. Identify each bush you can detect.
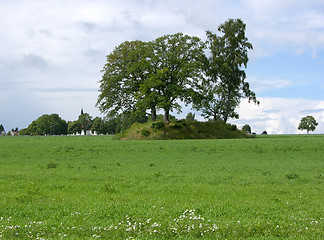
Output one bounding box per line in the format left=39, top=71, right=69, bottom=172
left=285, top=172, right=299, bottom=180
left=151, top=121, right=164, bottom=129
left=226, top=123, right=237, bottom=131
left=171, top=122, right=183, bottom=129
left=141, top=129, right=151, bottom=137
left=47, top=162, right=57, bottom=169
left=242, top=124, right=251, bottom=134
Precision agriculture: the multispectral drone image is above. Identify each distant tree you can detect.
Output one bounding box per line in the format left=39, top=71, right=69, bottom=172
left=186, top=112, right=196, bottom=122
left=116, top=111, right=148, bottom=132
left=261, top=130, right=267, bottom=135
left=242, top=124, right=251, bottom=134
left=78, top=113, right=92, bottom=134
left=92, top=117, right=106, bottom=134
left=25, top=114, right=67, bottom=135
left=19, top=128, right=29, bottom=135
left=0, top=124, right=4, bottom=132
left=68, top=121, right=82, bottom=134
left=298, top=115, right=318, bottom=134
left=198, top=19, right=259, bottom=123
left=105, top=117, right=119, bottom=134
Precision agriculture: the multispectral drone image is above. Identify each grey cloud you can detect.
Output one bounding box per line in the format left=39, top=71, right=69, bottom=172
left=39, top=29, right=53, bottom=37
left=78, top=21, right=97, bottom=33
left=26, top=29, right=53, bottom=38
left=84, top=49, right=106, bottom=62
left=300, top=108, right=324, bottom=114
left=23, top=54, right=48, bottom=70
left=27, top=87, right=98, bottom=93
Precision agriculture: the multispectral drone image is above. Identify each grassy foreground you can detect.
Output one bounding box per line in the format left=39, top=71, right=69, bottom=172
left=0, top=135, right=323, bottom=239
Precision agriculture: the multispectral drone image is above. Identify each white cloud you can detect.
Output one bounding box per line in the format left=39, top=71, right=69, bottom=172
left=248, top=78, right=293, bottom=92
left=231, top=98, right=324, bottom=134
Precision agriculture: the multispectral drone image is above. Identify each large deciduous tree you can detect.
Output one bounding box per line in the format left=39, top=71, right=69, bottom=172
left=198, top=19, right=259, bottom=123
left=147, top=33, right=205, bottom=123
left=97, top=34, right=205, bottom=124
left=298, top=115, right=318, bottom=134
left=96, top=40, right=155, bottom=121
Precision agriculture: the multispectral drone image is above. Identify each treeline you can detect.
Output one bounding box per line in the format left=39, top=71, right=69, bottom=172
left=18, top=112, right=120, bottom=136
left=17, top=111, right=176, bottom=136
left=97, top=19, right=259, bottom=125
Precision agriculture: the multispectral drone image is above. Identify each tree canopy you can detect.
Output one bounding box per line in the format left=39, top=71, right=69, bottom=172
left=298, top=115, right=318, bottom=134
left=97, top=19, right=258, bottom=124
left=24, top=114, right=67, bottom=135
left=197, top=19, right=258, bottom=122
left=242, top=124, right=252, bottom=134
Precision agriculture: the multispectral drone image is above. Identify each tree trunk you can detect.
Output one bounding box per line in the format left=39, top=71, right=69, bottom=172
left=151, top=106, right=157, bottom=122
left=164, top=108, right=170, bottom=124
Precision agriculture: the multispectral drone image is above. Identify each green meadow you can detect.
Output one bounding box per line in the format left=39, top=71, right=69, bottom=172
left=0, top=135, right=323, bottom=239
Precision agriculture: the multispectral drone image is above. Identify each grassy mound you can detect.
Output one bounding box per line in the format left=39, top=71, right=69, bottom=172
left=115, top=120, right=249, bottom=140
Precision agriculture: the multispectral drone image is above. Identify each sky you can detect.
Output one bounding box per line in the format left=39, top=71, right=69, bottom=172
left=1, top=0, right=323, bottom=134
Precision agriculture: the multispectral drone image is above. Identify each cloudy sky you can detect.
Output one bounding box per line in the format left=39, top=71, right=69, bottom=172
left=1, top=0, right=323, bottom=134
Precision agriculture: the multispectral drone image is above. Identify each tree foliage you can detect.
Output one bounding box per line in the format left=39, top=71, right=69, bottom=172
left=186, top=112, right=196, bottom=122
left=97, top=40, right=154, bottom=120
left=298, top=115, right=318, bottom=134
left=198, top=19, right=258, bottom=123
left=24, top=114, right=67, bottom=135
left=78, top=113, right=92, bottom=133
left=97, top=19, right=258, bottom=125
left=242, top=124, right=251, bottom=134
left=97, top=34, right=205, bottom=124
left=148, top=33, right=205, bottom=123
left=68, top=121, right=82, bottom=135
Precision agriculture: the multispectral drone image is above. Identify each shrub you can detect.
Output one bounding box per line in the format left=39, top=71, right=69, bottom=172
left=171, top=122, right=183, bottom=129
left=242, top=124, right=251, bottom=134
left=285, top=172, right=299, bottom=180
left=141, top=129, right=151, bottom=137
left=226, top=123, right=237, bottom=131
left=151, top=121, right=164, bottom=129
left=47, top=162, right=57, bottom=169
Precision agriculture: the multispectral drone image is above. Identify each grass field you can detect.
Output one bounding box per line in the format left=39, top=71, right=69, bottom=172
left=0, top=135, right=323, bottom=239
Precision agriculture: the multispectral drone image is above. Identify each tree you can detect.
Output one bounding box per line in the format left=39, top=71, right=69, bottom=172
left=242, top=124, right=251, bottom=134
left=149, top=33, right=205, bottom=123
left=198, top=19, right=259, bottom=123
left=298, top=115, right=318, bottom=134
left=68, top=121, right=82, bottom=134
left=0, top=124, right=4, bottom=132
left=186, top=112, right=196, bottom=122
left=92, top=117, right=106, bottom=135
left=24, top=114, right=67, bottom=135
left=97, top=34, right=205, bottom=124
left=78, top=113, right=92, bottom=134
left=97, top=40, right=156, bottom=121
